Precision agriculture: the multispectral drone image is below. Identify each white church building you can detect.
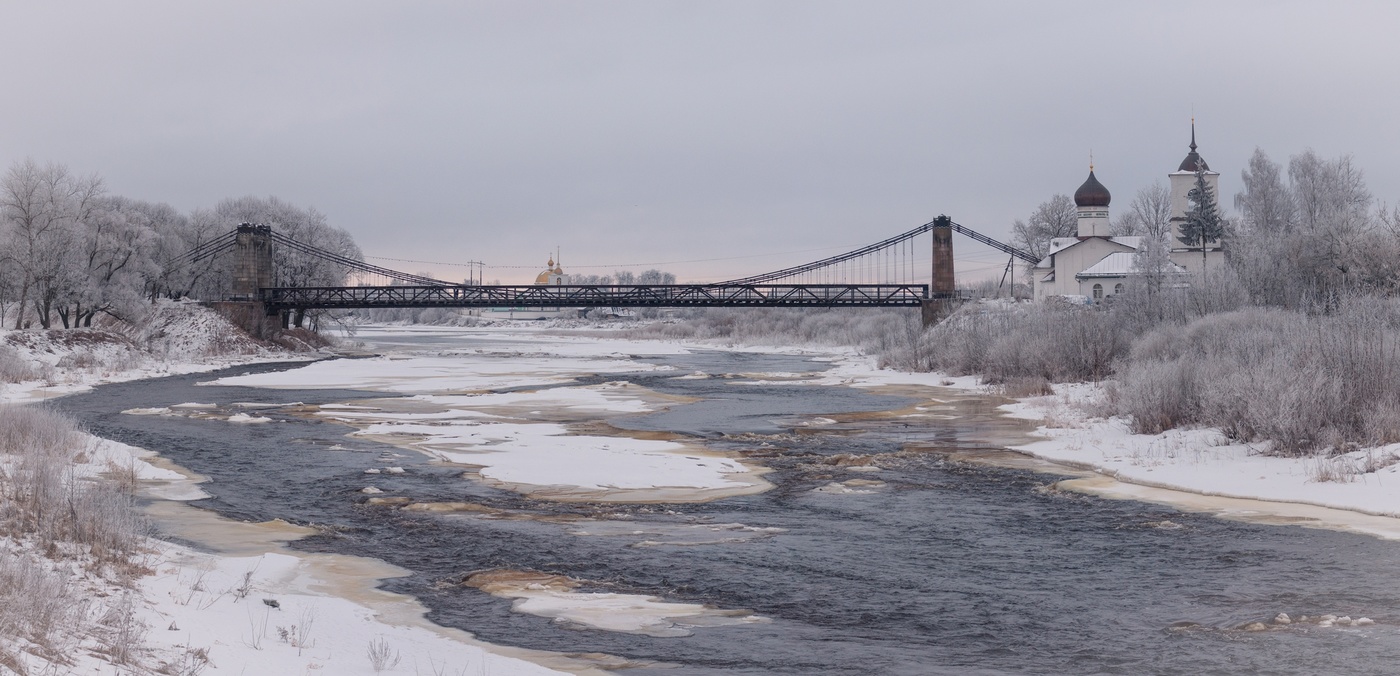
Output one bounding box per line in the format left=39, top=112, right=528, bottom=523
left=1032, top=126, right=1224, bottom=303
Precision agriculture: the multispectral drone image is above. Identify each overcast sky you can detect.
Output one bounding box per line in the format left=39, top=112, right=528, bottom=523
left=3, top=1, right=1398, bottom=283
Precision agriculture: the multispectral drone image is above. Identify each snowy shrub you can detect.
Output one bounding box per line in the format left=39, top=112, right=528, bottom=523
left=1114, top=300, right=1400, bottom=455
left=0, top=405, right=79, bottom=459
left=0, top=345, right=37, bottom=383
left=907, top=302, right=1132, bottom=383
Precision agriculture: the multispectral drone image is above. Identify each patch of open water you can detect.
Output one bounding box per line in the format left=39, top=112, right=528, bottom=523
left=48, top=345, right=1400, bottom=675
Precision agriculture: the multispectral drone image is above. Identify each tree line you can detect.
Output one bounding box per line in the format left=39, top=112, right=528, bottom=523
left=0, top=159, right=362, bottom=330
left=1010, top=148, right=1400, bottom=308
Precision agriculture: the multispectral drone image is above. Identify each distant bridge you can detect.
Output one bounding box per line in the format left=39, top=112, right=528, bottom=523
left=177, top=216, right=1036, bottom=327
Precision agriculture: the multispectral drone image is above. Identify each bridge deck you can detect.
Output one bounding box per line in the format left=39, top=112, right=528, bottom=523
left=263, top=284, right=934, bottom=312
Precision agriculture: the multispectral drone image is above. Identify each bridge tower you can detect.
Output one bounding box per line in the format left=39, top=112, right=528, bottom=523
left=231, top=223, right=274, bottom=301
left=922, top=215, right=956, bottom=326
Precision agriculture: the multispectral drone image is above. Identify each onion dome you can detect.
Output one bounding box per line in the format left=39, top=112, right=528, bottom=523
left=1074, top=169, right=1111, bottom=207
left=1177, top=121, right=1210, bottom=172
left=534, top=257, right=556, bottom=284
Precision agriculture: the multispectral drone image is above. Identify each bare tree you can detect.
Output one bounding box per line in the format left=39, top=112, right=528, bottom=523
left=1113, top=182, right=1172, bottom=240
left=1012, top=194, right=1077, bottom=262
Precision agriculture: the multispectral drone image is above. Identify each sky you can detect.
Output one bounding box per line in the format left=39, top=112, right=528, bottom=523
left=3, top=1, right=1398, bottom=284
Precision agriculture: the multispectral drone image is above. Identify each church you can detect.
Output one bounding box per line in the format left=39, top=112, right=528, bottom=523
left=1032, top=125, right=1224, bottom=302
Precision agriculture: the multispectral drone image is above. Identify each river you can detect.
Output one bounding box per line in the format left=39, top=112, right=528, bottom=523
left=49, top=327, right=1400, bottom=675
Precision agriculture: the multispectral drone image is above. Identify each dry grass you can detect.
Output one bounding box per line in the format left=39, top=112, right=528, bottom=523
left=998, top=376, right=1055, bottom=398
left=0, top=405, right=153, bottom=665
left=0, top=346, right=40, bottom=384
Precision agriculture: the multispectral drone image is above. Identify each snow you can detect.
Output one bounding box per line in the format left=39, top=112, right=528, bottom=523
left=352, top=418, right=763, bottom=500
left=133, top=547, right=571, bottom=676
left=211, top=350, right=671, bottom=393
left=466, top=570, right=766, bottom=638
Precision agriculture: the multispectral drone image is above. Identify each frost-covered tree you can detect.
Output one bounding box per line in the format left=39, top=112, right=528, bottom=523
left=1235, top=148, right=1295, bottom=234
left=636, top=269, right=677, bottom=285
left=1012, top=194, right=1077, bottom=262
left=212, top=196, right=362, bottom=290
left=1230, top=149, right=1378, bottom=307
left=0, top=160, right=105, bottom=328
left=70, top=196, right=172, bottom=325
left=211, top=196, right=362, bottom=328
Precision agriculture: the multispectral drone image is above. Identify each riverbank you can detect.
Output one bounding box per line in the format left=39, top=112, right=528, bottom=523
left=0, top=300, right=316, bottom=406
left=804, top=350, right=1400, bottom=541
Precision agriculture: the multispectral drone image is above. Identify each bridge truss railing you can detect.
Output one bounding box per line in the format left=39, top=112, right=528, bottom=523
left=262, top=283, right=934, bottom=312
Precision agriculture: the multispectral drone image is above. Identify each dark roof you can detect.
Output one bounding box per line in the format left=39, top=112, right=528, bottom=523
left=1074, top=170, right=1111, bottom=207
left=1177, top=122, right=1209, bottom=172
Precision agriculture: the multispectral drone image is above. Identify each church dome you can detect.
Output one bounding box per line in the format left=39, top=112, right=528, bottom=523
left=534, top=257, right=557, bottom=284
left=1177, top=122, right=1210, bottom=172
left=1074, top=170, right=1111, bottom=207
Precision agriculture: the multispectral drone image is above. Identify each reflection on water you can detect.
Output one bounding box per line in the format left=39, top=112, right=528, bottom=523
left=48, top=339, right=1400, bottom=676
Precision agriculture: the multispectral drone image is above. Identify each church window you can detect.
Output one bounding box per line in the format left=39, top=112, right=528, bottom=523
left=1092, top=284, right=1103, bottom=301
left=1114, top=283, right=1123, bottom=295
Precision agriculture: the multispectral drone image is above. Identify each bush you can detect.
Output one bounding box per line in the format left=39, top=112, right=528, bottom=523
left=0, top=346, right=38, bottom=384
left=1113, top=301, right=1400, bottom=454
left=905, top=302, right=1131, bottom=384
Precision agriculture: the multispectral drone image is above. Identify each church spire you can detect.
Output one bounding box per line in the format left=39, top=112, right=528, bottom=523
left=1177, top=119, right=1209, bottom=172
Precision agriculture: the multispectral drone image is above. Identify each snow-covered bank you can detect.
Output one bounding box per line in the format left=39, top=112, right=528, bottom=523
left=805, top=349, right=1400, bottom=541
left=132, top=501, right=596, bottom=676
left=0, top=300, right=317, bottom=405
left=0, top=421, right=588, bottom=676
left=998, top=383, right=1400, bottom=539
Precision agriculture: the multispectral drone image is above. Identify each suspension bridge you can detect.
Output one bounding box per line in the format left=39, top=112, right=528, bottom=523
left=175, top=217, right=1037, bottom=327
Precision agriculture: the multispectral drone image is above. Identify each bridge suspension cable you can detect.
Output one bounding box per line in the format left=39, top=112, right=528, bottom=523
left=266, top=231, right=457, bottom=287
left=717, top=218, right=1036, bottom=286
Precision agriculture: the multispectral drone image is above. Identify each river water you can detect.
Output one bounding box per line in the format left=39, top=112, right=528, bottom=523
left=49, top=330, right=1400, bottom=675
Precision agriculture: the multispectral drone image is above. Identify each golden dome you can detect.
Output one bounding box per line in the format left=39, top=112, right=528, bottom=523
left=535, top=255, right=560, bottom=284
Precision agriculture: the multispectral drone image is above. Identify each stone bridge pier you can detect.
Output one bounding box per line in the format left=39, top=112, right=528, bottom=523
left=211, top=223, right=285, bottom=337
left=921, top=215, right=957, bottom=327
left=230, top=223, right=273, bottom=301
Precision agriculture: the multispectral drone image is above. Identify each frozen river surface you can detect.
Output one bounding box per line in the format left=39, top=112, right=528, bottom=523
left=51, top=327, right=1400, bottom=675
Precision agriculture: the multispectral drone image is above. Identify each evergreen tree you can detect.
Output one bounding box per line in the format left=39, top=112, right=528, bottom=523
left=1180, top=164, right=1225, bottom=274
